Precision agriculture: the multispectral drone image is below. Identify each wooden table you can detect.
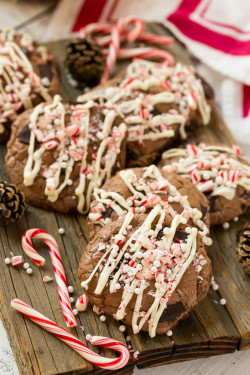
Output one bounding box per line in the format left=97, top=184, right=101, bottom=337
left=0, top=1, right=250, bottom=375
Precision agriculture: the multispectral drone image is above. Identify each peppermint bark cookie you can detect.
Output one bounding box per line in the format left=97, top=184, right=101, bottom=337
left=88, top=165, right=211, bottom=245
left=78, top=207, right=212, bottom=337
left=0, top=29, right=60, bottom=143
left=78, top=59, right=214, bottom=167
left=5, top=95, right=127, bottom=213
left=159, top=144, right=250, bottom=225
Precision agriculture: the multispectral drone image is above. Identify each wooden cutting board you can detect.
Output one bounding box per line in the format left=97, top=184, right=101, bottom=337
left=0, top=23, right=250, bottom=375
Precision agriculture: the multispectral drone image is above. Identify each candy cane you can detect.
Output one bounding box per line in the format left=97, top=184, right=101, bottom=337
left=81, top=23, right=173, bottom=47
left=113, top=47, right=174, bottom=66
left=101, top=16, right=144, bottom=83
left=11, top=299, right=130, bottom=370
left=21, top=229, right=77, bottom=328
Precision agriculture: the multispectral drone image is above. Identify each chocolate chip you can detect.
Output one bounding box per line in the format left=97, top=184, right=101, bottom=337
left=18, top=125, right=31, bottom=145
left=209, top=196, right=216, bottom=213
left=18, top=125, right=38, bottom=148
left=158, top=302, right=186, bottom=323
left=175, top=230, right=188, bottom=241
left=102, top=205, right=113, bottom=219
left=200, top=204, right=207, bottom=219
left=37, top=64, right=53, bottom=81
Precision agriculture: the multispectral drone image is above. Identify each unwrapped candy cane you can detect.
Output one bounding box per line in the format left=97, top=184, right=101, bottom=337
left=101, top=16, right=144, bottom=83
left=21, top=228, right=77, bottom=328
left=11, top=299, right=130, bottom=370
left=81, top=16, right=174, bottom=83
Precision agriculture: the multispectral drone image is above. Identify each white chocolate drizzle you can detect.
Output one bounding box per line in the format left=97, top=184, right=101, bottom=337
left=0, top=29, right=53, bottom=133
left=23, top=95, right=127, bottom=213
left=161, top=144, right=250, bottom=200
left=89, top=165, right=211, bottom=245
left=82, top=205, right=201, bottom=337
left=78, top=59, right=211, bottom=143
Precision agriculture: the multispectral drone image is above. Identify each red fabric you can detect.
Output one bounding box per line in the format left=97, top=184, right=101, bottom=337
left=167, top=0, right=250, bottom=55
left=242, top=84, right=250, bottom=117
left=72, top=0, right=108, bottom=31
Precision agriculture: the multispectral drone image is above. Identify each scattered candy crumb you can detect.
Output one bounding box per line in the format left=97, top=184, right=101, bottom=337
left=86, top=334, right=92, bottom=341
left=133, top=350, right=140, bottom=360
left=58, top=228, right=65, bottom=235
left=69, top=297, right=74, bottom=303
left=43, top=275, right=53, bottom=283
left=100, top=315, right=106, bottom=322
left=73, top=309, right=78, bottom=315
left=222, top=222, right=230, bottom=229
left=4, top=258, right=11, bottom=265
left=23, top=262, right=30, bottom=269
left=167, top=330, right=173, bottom=337
left=220, top=298, right=226, bottom=305
left=26, top=268, right=33, bottom=275
left=11, top=255, right=23, bottom=267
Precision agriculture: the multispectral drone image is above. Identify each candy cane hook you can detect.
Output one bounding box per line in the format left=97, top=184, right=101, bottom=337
left=21, top=228, right=77, bottom=328
left=11, top=299, right=130, bottom=370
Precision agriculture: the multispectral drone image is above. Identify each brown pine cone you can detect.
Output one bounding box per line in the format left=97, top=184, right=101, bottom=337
left=0, top=181, right=25, bottom=225
left=65, top=38, right=105, bottom=87
left=237, top=225, right=250, bottom=274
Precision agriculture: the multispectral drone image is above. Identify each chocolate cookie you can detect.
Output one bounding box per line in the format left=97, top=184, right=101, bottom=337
left=0, top=29, right=60, bottom=143
left=5, top=95, right=127, bottom=213
left=78, top=59, right=214, bottom=167
left=78, top=208, right=212, bottom=337
left=159, top=144, right=250, bottom=225
left=88, top=165, right=211, bottom=245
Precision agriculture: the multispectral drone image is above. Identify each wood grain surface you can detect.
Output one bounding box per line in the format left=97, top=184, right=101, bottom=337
left=0, top=23, right=249, bottom=375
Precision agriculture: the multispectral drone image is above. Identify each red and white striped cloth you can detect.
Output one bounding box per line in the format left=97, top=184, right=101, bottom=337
left=47, top=0, right=250, bottom=157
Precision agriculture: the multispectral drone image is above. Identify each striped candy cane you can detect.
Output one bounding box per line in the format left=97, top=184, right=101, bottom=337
left=11, top=299, right=130, bottom=370
left=80, top=23, right=173, bottom=47
left=101, top=16, right=144, bottom=83
left=21, top=228, right=77, bottom=328
left=115, top=47, right=174, bottom=66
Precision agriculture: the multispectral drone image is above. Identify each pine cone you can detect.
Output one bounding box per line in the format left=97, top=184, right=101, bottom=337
left=0, top=181, right=25, bottom=225
left=237, top=225, right=250, bottom=274
left=65, top=38, right=105, bottom=87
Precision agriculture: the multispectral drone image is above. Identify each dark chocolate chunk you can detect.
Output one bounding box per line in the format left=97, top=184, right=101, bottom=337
left=159, top=302, right=186, bottom=323
left=18, top=125, right=31, bottom=145
left=37, top=64, right=53, bottom=81
left=175, top=230, right=188, bottom=242
left=102, top=205, right=113, bottom=219
left=200, top=203, right=207, bottom=219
